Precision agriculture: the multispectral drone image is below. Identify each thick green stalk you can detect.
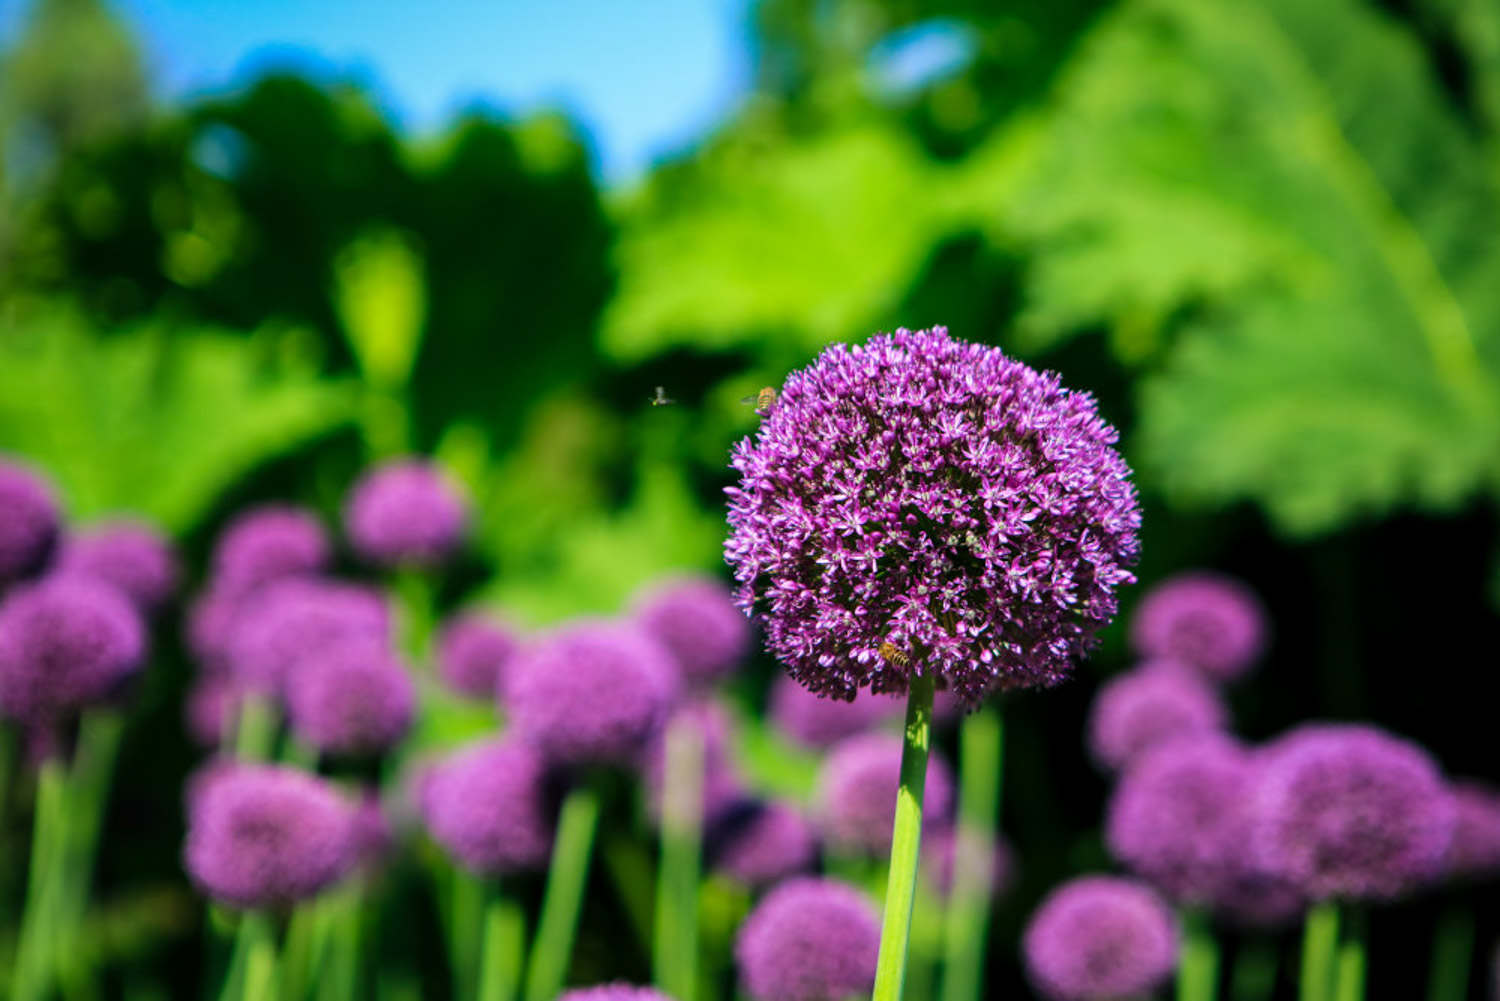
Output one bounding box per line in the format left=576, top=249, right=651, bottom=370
left=235, top=695, right=278, bottom=762
left=872, top=673, right=936, bottom=1001
left=938, top=705, right=1002, bottom=1001
left=523, top=784, right=602, bottom=1001
left=1300, top=900, right=1340, bottom=1001
left=1424, top=904, right=1474, bottom=1001
left=277, top=905, right=319, bottom=1001
left=240, top=913, right=279, bottom=1001
left=316, top=893, right=361, bottom=1001
left=12, top=757, right=67, bottom=1001
left=1178, top=908, right=1220, bottom=1001
left=451, top=868, right=486, bottom=1001
left=654, top=715, right=704, bottom=1001
left=1333, top=908, right=1365, bottom=1001
left=478, top=894, right=526, bottom=1001
left=1230, top=939, right=1279, bottom=1001
left=599, top=834, right=657, bottom=954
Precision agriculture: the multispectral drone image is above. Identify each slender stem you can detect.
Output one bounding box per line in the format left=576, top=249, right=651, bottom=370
left=277, top=904, right=319, bottom=1001
left=1424, top=904, right=1474, bottom=1001
left=236, top=695, right=278, bottom=762
left=599, top=833, right=657, bottom=954
left=939, top=705, right=1002, bottom=1001
left=1333, top=907, right=1365, bottom=1001
left=654, top=715, right=704, bottom=1001
left=451, top=868, right=486, bottom=1001
left=1230, top=939, right=1280, bottom=1001
left=1300, top=900, right=1340, bottom=1001
left=241, top=913, right=279, bottom=1001
left=317, top=891, right=361, bottom=1001
left=523, top=784, right=602, bottom=1001
left=1178, top=907, right=1220, bottom=1001
left=872, top=673, right=936, bottom=1001
left=478, top=893, right=527, bottom=1001
left=12, top=757, right=67, bottom=1001
left=393, top=570, right=436, bottom=662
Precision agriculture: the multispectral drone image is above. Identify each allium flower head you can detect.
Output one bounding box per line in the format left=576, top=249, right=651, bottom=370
left=183, top=763, right=356, bottom=907
left=725, top=327, right=1140, bottom=703
left=922, top=826, right=1015, bottom=900
left=285, top=640, right=416, bottom=755
left=225, top=578, right=389, bottom=695
left=437, top=613, right=520, bottom=699
left=1022, top=875, right=1177, bottom=1001
left=1086, top=662, right=1227, bottom=773
left=1131, top=571, right=1267, bottom=682
left=185, top=671, right=246, bottom=747
left=55, top=520, right=178, bottom=612
left=0, top=577, right=145, bottom=722
left=633, top=576, right=751, bottom=685
left=1252, top=723, right=1454, bottom=901
left=768, top=674, right=902, bottom=749
left=556, top=987, right=675, bottom=1001
left=1445, top=781, right=1500, bottom=881
left=816, top=732, right=954, bottom=856
left=735, top=877, right=880, bottom=1001
left=0, top=459, right=60, bottom=582
left=504, top=620, right=678, bottom=767
left=709, top=800, right=820, bottom=887
left=211, top=506, right=330, bottom=596
left=421, top=739, right=556, bottom=875
left=344, top=459, right=468, bottom=567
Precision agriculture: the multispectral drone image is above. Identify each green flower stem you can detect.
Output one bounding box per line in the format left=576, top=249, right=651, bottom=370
left=478, top=892, right=527, bottom=1001
left=12, top=757, right=67, bottom=1001
left=523, top=783, right=602, bottom=1001
left=240, top=913, right=279, bottom=1001
left=1178, top=907, right=1220, bottom=1001
left=277, top=904, right=319, bottom=1001
left=393, top=569, right=436, bottom=662
left=1424, top=903, right=1474, bottom=1001
left=599, top=833, right=657, bottom=955
left=654, top=714, right=705, bottom=1001
left=1230, top=939, right=1279, bottom=1001
left=317, top=892, right=362, bottom=1001
left=872, top=672, right=936, bottom=1001
left=1300, top=900, right=1340, bottom=1001
left=1333, top=907, right=1365, bottom=1001
left=451, top=868, right=486, bottom=1001
left=939, top=704, right=1002, bottom=1001
left=235, top=695, right=279, bottom=762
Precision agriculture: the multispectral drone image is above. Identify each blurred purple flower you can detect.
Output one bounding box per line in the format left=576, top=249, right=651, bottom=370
left=1252, top=723, right=1454, bottom=901
left=437, top=613, right=520, bottom=700
left=815, top=731, right=954, bottom=856
left=709, top=800, right=820, bottom=888
left=1022, top=875, right=1177, bottom=1001
left=184, top=671, right=246, bottom=748
left=735, top=877, right=880, bottom=1001
left=504, top=620, right=678, bottom=768
left=0, top=577, right=145, bottom=723
left=556, top=987, right=674, bottom=1001
left=1445, top=781, right=1500, bottom=881
left=285, top=640, right=416, bottom=755
left=351, top=790, right=395, bottom=871
left=344, top=460, right=467, bottom=567
left=211, top=505, right=329, bottom=597
left=1086, top=662, right=1227, bottom=773
left=768, top=675, right=903, bottom=749
left=54, top=520, right=178, bottom=613
left=1131, top=571, right=1267, bottom=682
left=183, top=763, right=356, bottom=907
left=225, top=578, right=389, bottom=695
left=725, top=327, right=1140, bottom=704
left=0, top=458, right=60, bottom=583
left=643, top=697, right=744, bottom=826
left=922, top=825, right=1014, bottom=900
left=633, top=575, right=751, bottom=685
left=422, top=739, right=557, bottom=875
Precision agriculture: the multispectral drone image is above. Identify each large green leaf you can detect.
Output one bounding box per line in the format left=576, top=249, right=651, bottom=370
left=993, top=0, right=1500, bottom=533
left=0, top=309, right=355, bottom=532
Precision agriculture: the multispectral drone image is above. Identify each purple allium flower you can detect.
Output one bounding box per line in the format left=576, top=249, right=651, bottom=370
left=0, top=577, right=145, bottom=723
left=815, top=732, right=954, bottom=856
left=1445, top=782, right=1500, bottom=881
left=54, top=520, right=178, bottom=612
left=735, top=877, right=880, bottom=1001
left=421, top=739, right=557, bottom=875
left=185, top=671, right=246, bottom=747
left=351, top=791, right=395, bottom=871
left=225, top=578, right=389, bottom=695
left=211, top=505, right=330, bottom=596
left=504, top=620, right=678, bottom=767
left=724, top=327, right=1140, bottom=704
left=556, top=987, right=675, bottom=1001
left=0, top=459, right=60, bottom=583
left=1131, top=572, right=1267, bottom=682
left=436, top=613, right=520, bottom=699
left=1086, top=662, right=1227, bottom=773
left=709, top=800, right=820, bottom=888
left=922, top=826, right=1015, bottom=900
left=633, top=576, right=751, bottom=685
left=1022, top=875, right=1177, bottom=1001
left=285, top=640, right=416, bottom=755
left=183, top=763, right=356, bottom=907
left=344, top=459, right=468, bottom=567
left=768, top=675, right=903, bottom=749
left=1252, top=723, right=1455, bottom=901
left=644, top=698, right=745, bottom=826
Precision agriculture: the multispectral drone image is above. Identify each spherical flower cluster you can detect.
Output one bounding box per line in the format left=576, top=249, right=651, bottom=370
left=815, top=732, right=954, bottom=856
left=735, top=877, right=880, bottom=1001
left=0, top=577, right=145, bottom=722
left=1252, top=724, right=1454, bottom=901
left=225, top=578, right=389, bottom=695
left=285, top=641, right=416, bottom=755
left=211, top=505, right=330, bottom=596
left=0, top=459, right=60, bottom=583
left=1086, top=663, right=1226, bottom=773
left=1445, top=781, right=1500, bottom=880
left=505, top=621, right=678, bottom=767
left=1022, top=875, right=1177, bottom=1001
left=556, top=987, right=675, bottom=1001
left=922, top=826, right=1015, bottom=900
left=183, top=764, right=356, bottom=907
left=344, top=460, right=468, bottom=567
left=633, top=576, right=751, bottom=685
left=55, top=521, right=178, bottom=613
left=709, top=800, right=820, bottom=888
left=1131, top=572, right=1266, bottom=682
left=768, top=675, right=902, bottom=749
left=421, top=739, right=556, bottom=875
left=437, top=614, right=520, bottom=699
left=725, top=327, right=1141, bottom=703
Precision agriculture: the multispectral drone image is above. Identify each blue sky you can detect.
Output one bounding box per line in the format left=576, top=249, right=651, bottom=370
left=1, top=0, right=756, bottom=183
